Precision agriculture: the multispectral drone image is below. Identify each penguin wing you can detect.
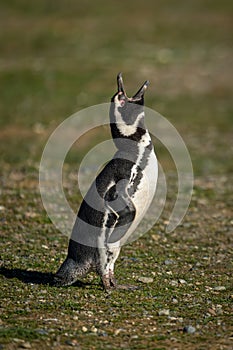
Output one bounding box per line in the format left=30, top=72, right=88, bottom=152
left=104, top=182, right=136, bottom=244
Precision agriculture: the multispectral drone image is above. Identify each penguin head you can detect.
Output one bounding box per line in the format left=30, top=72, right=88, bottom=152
left=111, top=72, right=149, bottom=107
left=110, top=73, right=149, bottom=138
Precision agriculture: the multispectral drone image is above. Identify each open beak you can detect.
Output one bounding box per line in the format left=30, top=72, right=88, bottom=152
left=116, top=73, right=149, bottom=102
left=132, top=80, right=149, bottom=101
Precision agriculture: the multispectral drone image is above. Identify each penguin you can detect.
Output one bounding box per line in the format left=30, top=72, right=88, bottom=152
left=54, top=73, right=158, bottom=290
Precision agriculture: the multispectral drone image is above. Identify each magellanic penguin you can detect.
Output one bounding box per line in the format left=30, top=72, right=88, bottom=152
left=54, top=73, right=158, bottom=290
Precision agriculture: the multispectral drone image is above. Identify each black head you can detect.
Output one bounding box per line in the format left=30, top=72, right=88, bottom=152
left=110, top=73, right=150, bottom=142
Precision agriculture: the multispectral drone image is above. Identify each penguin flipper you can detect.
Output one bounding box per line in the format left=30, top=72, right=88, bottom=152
left=104, top=183, right=136, bottom=244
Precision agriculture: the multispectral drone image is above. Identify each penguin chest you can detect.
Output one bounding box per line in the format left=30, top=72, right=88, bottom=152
left=125, top=150, right=158, bottom=240
left=132, top=150, right=158, bottom=215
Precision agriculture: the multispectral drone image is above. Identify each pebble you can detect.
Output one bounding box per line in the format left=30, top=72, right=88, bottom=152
left=91, top=326, right=98, bottom=333
left=179, top=279, right=187, bottom=284
left=98, top=331, right=108, bottom=337
left=138, top=277, right=154, bottom=283
left=13, top=339, right=23, bottom=343
left=168, top=316, right=178, bottom=322
left=65, top=339, right=80, bottom=347
left=114, top=328, right=123, bottom=336
left=152, top=234, right=160, bottom=241
left=131, top=335, right=139, bottom=339
left=170, top=337, right=178, bottom=342
left=166, top=271, right=173, bottom=275
left=35, top=329, right=48, bottom=335
left=172, top=298, right=178, bottom=304
left=43, top=318, right=58, bottom=322
left=213, top=286, right=226, bottom=291
left=164, top=259, right=174, bottom=265
left=208, top=308, right=216, bottom=316
left=183, top=325, right=196, bottom=334
left=170, top=280, right=178, bottom=286
left=158, top=309, right=170, bottom=316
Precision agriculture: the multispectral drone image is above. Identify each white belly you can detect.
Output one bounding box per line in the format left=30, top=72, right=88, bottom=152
left=121, top=150, right=158, bottom=244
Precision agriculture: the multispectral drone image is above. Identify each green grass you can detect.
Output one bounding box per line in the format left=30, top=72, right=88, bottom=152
left=0, top=0, right=233, bottom=349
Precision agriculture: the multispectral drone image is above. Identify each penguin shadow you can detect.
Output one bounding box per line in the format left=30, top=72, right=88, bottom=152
left=0, top=266, right=91, bottom=289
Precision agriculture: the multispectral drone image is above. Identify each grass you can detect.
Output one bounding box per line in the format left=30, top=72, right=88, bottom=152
left=0, top=0, right=233, bottom=349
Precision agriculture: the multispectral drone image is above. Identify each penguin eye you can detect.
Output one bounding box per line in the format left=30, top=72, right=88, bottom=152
left=118, top=94, right=126, bottom=107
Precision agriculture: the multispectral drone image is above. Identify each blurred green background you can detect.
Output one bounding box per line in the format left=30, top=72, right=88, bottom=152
left=0, top=0, right=232, bottom=174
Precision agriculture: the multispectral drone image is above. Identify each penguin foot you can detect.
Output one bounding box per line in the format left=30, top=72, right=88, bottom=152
left=101, top=272, right=117, bottom=291
left=53, top=258, right=80, bottom=287
left=101, top=273, right=139, bottom=291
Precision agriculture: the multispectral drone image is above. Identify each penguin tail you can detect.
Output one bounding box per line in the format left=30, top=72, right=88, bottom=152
left=53, top=258, right=80, bottom=287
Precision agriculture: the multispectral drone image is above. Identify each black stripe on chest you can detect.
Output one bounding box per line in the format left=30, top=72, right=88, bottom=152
left=110, top=123, right=147, bottom=143
left=128, top=141, right=153, bottom=196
